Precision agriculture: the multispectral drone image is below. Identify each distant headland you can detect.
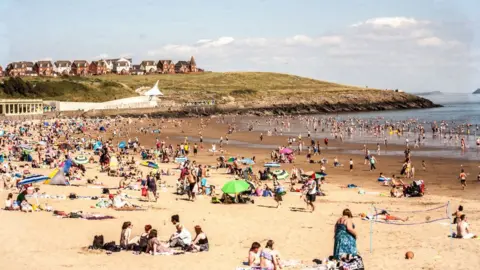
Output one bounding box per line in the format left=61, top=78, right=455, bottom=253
left=473, top=89, right=480, bottom=94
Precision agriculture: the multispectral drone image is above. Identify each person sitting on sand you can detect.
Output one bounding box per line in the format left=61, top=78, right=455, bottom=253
left=456, top=215, right=477, bottom=239
left=189, top=225, right=209, bottom=252
left=146, top=229, right=172, bottom=254
left=4, top=193, right=14, bottom=210
left=248, top=242, right=261, bottom=267
left=260, top=240, right=282, bottom=270
left=169, top=224, right=192, bottom=249
left=112, top=190, right=132, bottom=208
left=453, top=205, right=464, bottom=224
left=120, top=221, right=139, bottom=249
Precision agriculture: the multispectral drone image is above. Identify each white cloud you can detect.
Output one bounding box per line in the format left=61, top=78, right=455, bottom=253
left=351, top=17, right=425, bottom=28
left=144, top=17, right=477, bottom=92
left=197, top=36, right=234, bottom=48
left=417, top=36, right=444, bottom=46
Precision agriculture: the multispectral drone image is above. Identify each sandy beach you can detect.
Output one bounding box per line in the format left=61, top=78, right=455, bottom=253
left=1, top=117, right=480, bottom=270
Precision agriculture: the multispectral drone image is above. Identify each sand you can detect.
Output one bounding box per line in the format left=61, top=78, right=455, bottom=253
left=1, top=117, right=480, bottom=270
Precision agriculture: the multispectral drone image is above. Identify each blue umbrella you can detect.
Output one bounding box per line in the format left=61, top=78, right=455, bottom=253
left=118, top=141, right=127, bottom=149
left=17, top=175, right=49, bottom=187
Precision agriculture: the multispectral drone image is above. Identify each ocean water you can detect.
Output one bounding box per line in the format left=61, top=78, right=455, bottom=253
left=331, top=93, right=480, bottom=125
left=230, top=93, right=480, bottom=160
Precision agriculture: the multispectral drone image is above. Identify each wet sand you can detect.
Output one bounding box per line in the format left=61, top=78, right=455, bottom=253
left=1, top=117, right=480, bottom=270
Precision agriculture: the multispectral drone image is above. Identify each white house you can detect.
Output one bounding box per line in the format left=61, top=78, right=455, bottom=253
left=54, top=61, right=72, bottom=75
left=112, top=57, right=131, bottom=74
left=140, top=60, right=157, bottom=73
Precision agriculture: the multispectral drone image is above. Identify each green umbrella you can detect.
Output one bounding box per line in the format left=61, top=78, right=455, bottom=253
left=227, top=157, right=235, bottom=162
left=221, top=180, right=250, bottom=194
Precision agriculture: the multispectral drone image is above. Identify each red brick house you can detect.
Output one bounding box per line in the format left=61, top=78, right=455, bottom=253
left=174, top=56, right=198, bottom=73
left=174, top=61, right=190, bottom=73
left=89, top=60, right=107, bottom=75
left=34, top=61, right=54, bottom=76
left=157, top=60, right=175, bottom=74
left=5, top=62, right=27, bottom=76
left=71, top=60, right=89, bottom=76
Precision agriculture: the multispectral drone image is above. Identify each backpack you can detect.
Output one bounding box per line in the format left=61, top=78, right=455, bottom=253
left=92, top=235, right=104, bottom=249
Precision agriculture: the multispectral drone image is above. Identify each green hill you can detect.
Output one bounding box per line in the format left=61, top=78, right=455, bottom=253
left=0, top=72, right=437, bottom=113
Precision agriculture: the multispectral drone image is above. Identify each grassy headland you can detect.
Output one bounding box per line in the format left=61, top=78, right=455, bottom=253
left=0, top=72, right=437, bottom=114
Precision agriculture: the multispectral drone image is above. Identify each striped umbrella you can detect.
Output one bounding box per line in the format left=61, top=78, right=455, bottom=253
left=17, top=175, right=49, bottom=187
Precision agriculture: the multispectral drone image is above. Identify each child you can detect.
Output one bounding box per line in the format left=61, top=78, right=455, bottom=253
left=422, top=160, right=426, bottom=171
left=477, top=172, right=480, bottom=182
left=453, top=205, right=463, bottom=224
left=349, top=159, right=353, bottom=172
left=4, top=193, right=14, bottom=210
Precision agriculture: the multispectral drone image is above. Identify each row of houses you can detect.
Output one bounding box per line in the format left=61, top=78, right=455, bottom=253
left=0, top=56, right=201, bottom=77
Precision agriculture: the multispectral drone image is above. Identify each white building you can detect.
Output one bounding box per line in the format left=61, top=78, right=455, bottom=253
left=113, top=57, right=131, bottom=74
left=140, top=60, right=157, bottom=73
left=54, top=61, right=72, bottom=75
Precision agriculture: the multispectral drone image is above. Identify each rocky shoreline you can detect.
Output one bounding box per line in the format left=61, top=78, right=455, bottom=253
left=69, top=96, right=440, bottom=118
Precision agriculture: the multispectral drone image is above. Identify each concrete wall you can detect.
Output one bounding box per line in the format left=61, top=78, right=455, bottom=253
left=54, top=96, right=159, bottom=111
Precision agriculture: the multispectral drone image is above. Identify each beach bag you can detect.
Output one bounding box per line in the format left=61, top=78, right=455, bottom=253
left=341, top=255, right=364, bottom=270
left=141, top=187, right=147, bottom=197
left=92, top=235, right=104, bottom=249
left=69, top=193, right=77, bottom=199
left=102, top=188, right=110, bottom=194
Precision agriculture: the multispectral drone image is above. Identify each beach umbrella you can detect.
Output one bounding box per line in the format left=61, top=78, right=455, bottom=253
left=17, top=175, right=49, bottom=187
left=272, top=170, right=289, bottom=180
left=73, top=155, right=89, bottom=165
left=280, top=148, right=293, bottom=154
left=118, top=141, right=127, bottom=149
left=175, top=157, right=188, bottom=164
left=221, top=180, right=250, bottom=194
left=141, top=161, right=159, bottom=169
left=264, top=162, right=280, bottom=168
left=240, top=158, right=255, bottom=165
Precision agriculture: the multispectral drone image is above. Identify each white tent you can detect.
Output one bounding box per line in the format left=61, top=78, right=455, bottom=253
left=143, top=80, right=164, bottom=97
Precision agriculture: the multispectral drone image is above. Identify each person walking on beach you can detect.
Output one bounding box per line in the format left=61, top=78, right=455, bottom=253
left=260, top=133, right=263, bottom=142
left=349, top=159, right=353, bottom=172
left=369, top=155, right=377, bottom=171
left=302, top=177, right=317, bottom=212
left=459, top=169, right=467, bottom=190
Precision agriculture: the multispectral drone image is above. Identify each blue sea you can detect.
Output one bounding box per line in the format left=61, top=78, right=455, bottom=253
left=333, top=93, right=480, bottom=125
left=233, top=93, right=480, bottom=160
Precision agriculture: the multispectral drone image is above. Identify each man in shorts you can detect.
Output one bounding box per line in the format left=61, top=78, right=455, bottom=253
left=302, top=177, right=317, bottom=212
left=459, top=169, right=467, bottom=190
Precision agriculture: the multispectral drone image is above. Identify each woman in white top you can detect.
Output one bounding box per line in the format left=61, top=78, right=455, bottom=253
left=120, top=221, right=137, bottom=249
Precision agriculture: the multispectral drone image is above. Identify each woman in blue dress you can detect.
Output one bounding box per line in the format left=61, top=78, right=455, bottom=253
left=333, top=209, right=358, bottom=259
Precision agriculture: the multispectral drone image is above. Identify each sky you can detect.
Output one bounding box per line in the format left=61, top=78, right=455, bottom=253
left=0, top=0, right=479, bottom=93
